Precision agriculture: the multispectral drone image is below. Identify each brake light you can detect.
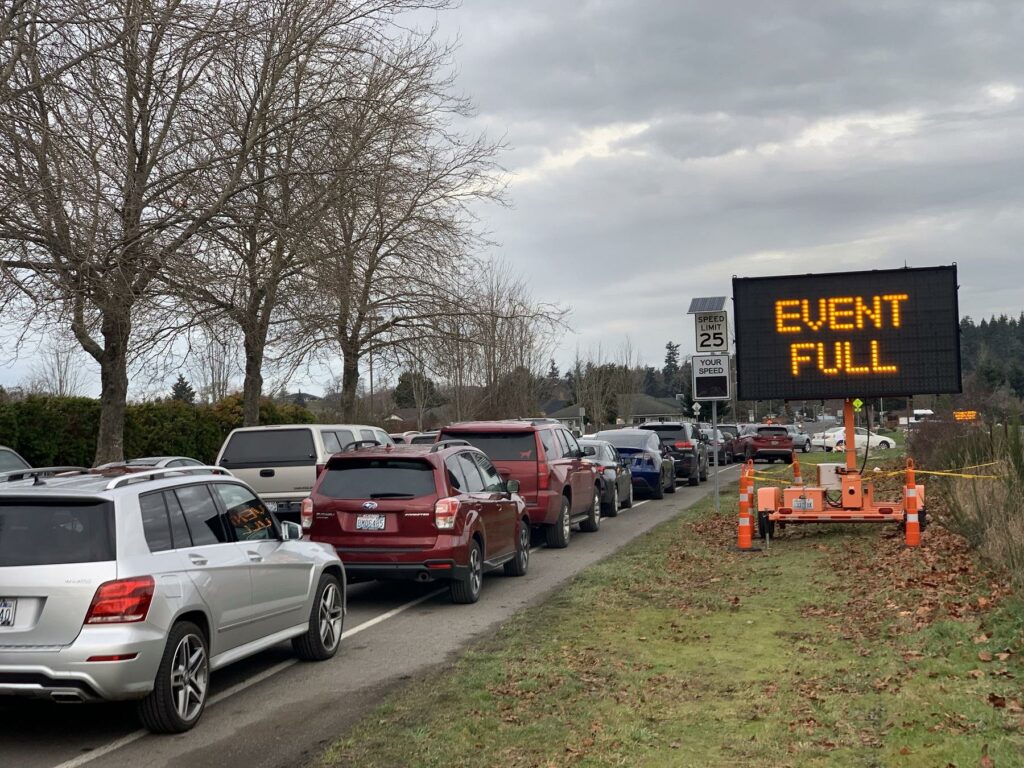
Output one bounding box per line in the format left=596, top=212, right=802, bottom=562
left=84, top=576, right=154, bottom=625
left=674, top=441, right=693, bottom=450
left=537, top=463, right=550, bottom=491
left=301, top=497, right=314, bottom=529
left=315, top=463, right=326, bottom=477
left=645, top=452, right=658, bottom=468
left=434, top=497, right=459, bottom=530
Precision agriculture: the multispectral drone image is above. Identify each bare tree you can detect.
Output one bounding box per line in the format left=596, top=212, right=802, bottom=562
left=23, top=337, right=89, bottom=396
left=287, top=33, right=505, bottom=420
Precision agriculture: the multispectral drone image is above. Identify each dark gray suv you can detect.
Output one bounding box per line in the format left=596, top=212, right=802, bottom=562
left=635, top=422, right=709, bottom=486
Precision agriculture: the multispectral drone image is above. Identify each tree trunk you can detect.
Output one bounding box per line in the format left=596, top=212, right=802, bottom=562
left=242, top=337, right=264, bottom=427
left=340, top=347, right=361, bottom=422
left=94, top=314, right=131, bottom=465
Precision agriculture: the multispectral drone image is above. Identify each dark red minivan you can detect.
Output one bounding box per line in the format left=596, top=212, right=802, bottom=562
left=305, top=441, right=530, bottom=604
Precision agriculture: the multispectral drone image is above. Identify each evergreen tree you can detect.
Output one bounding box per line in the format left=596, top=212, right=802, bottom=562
left=547, top=359, right=560, bottom=380
left=170, top=374, right=196, bottom=404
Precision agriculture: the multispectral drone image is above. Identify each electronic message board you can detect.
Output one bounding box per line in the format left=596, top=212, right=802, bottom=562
left=733, top=266, right=961, bottom=401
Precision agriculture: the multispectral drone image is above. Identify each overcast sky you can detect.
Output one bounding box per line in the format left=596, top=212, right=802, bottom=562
left=421, top=0, right=1024, bottom=371
left=2, top=0, right=1022, bottom=392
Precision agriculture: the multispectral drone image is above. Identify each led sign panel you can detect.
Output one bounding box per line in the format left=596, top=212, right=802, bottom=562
left=733, top=266, right=961, bottom=401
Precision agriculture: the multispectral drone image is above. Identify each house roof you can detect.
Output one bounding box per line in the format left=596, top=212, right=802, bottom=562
left=618, top=393, right=685, bottom=417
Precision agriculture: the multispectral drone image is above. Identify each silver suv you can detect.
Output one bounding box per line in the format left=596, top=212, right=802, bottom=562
left=0, top=467, right=346, bottom=733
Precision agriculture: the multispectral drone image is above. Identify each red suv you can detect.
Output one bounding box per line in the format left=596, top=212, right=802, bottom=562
left=304, top=441, right=530, bottom=604
left=437, top=420, right=601, bottom=549
left=736, top=425, right=795, bottom=463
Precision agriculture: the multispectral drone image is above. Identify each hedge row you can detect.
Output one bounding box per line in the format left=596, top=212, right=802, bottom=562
left=0, top=394, right=314, bottom=467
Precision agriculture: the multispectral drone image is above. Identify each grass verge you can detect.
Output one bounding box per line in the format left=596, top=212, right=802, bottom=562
left=319, top=468, right=1024, bottom=768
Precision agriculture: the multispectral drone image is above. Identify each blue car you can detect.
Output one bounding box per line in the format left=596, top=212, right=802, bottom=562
left=592, top=429, right=676, bottom=499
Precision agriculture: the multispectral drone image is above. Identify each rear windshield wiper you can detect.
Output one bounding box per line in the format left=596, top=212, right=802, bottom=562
left=368, top=492, right=417, bottom=499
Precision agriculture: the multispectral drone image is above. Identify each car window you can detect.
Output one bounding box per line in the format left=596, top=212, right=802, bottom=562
left=445, top=456, right=469, bottom=493
left=757, top=427, right=789, bottom=437
left=214, top=484, right=275, bottom=541
left=139, top=491, right=174, bottom=553
left=648, top=434, right=661, bottom=451
left=319, top=459, right=437, bottom=499
left=455, top=453, right=486, bottom=493
left=174, top=484, right=231, bottom=546
left=472, top=453, right=505, bottom=492
left=162, top=491, right=193, bottom=548
left=375, top=430, right=395, bottom=446
left=561, top=431, right=581, bottom=457
left=437, top=431, right=537, bottom=461
left=220, top=429, right=315, bottom=468
left=538, top=429, right=557, bottom=459
left=554, top=430, right=572, bottom=458
left=0, top=500, right=115, bottom=566
left=321, top=430, right=342, bottom=454
left=359, top=429, right=376, bottom=442
left=0, top=449, right=29, bottom=472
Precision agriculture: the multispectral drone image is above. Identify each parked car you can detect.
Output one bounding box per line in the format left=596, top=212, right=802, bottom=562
left=579, top=438, right=634, bottom=515
left=216, top=424, right=394, bottom=524
left=810, top=426, right=845, bottom=450
left=827, top=427, right=895, bottom=452
left=0, top=466, right=344, bottom=733
left=700, top=428, right=732, bottom=464
left=409, top=431, right=439, bottom=445
left=389, top=431, right=423, bottom=444
left=94, top=456, right=206, bottom=472
left=306, top=441, right=530, bottom=604
left=635, top=422, right=708, bottom=486
left=593, top=429, right=676, bottom=498
left=436, top=420, right=599, bottom=548
left=0, top=446, right=30, bottom=474
left=736, top=425, right=795, bottom=463
left=717, top=424, right=744, bottom=462
left=784, top=425, right=812, bottom=453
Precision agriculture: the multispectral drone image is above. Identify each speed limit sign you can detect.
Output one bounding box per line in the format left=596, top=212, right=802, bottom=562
left=694, top=311, right=729, bottom=353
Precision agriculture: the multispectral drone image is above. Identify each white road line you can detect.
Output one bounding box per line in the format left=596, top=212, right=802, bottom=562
left=50, top=587, right=447, bottom=768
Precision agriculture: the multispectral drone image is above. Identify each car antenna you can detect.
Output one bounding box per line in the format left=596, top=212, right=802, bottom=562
left=33, top=474, right=45, bottom=486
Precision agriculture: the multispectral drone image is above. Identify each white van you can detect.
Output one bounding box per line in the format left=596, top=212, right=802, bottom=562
left=215, top=424, right=394, bottom=523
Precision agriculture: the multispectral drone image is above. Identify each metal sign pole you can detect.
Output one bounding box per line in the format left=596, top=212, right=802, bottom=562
left=712, top=400, right=720, bottom=514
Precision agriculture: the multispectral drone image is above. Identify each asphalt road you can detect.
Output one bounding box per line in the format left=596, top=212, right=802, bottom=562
left=0, top=464, right=741, bottom=768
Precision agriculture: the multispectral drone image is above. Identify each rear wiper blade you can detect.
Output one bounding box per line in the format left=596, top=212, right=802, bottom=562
left=368, top=492, right=416, bottom=499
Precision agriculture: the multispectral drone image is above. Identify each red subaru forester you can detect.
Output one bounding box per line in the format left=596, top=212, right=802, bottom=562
left=304, top=440, right=530, bottom=604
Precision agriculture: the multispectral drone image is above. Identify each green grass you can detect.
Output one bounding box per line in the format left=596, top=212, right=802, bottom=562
left=319, top=478, right=1024, bottom=768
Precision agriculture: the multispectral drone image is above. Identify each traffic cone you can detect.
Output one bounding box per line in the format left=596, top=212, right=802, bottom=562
left=737, top=465, right=753, bottom=550
left=904, top=459, right=921, bottom=548
left=792, top=451, right=803, bottom=487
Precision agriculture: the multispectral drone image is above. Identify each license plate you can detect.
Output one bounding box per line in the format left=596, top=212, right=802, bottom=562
left=0, top=598, right=16, bottom=628
left=356, top=514, right=386, bottom=531
left=792, top=497, right=814, bottom=511
left=771, top=440, right=779, bottom=445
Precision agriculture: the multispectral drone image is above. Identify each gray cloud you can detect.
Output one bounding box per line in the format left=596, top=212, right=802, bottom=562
left=424, top=0, right=1024, bottom=367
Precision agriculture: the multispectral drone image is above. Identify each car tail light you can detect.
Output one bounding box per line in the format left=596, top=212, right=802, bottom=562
left=645, top=452, right=658, bottom=468
left=301, top=498, right=314, bottom=529
left=84, top=576, right=154, bottom=625
left=674, top=441, right=693, bottom=450
left=434, top=497, right=459, bottom=530
left=537, top=463, right=550, bottom=491
left=315, top=463, right=326, bottom=477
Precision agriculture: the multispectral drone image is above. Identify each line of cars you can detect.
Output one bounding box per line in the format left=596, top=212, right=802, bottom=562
left=0, top=417, right=712, bottom=735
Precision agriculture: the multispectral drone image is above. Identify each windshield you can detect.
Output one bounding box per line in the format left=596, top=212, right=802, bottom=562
left=0, top=500, right=115, bottom=566
left=319, top=459, right=437, bottom=499
left=595, top=431, right=652, bottom=450
left=437, top=432, right=537, bottom=461
left=758, top=427, right=789, bottom=437
left=220, top=429, right=315, bottom=468
left=0, top=450, right=29, bottom=473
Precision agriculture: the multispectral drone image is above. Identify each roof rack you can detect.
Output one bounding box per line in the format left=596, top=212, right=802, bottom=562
left=429, top=439, right=471, bottom=452
left=105, top=466, right=232, bottom=490
left=0, top=466, right=89, bottom=483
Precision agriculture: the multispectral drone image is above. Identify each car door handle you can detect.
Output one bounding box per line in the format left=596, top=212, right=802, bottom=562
left=260, top=469, right=275, bottom=478
left=188, top=554, right=208, bottom=566
left=247, top=552, right=263, bottom=563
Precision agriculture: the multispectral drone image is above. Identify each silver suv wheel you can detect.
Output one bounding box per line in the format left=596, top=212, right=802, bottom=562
left=170, top=633, right=208, bottom=722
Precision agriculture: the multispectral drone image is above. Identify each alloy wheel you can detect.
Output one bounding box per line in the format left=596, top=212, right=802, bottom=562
left=518, top=524, right=530, bottom=570
left=170, top=633, right=207, bottom=723
left=469, top=544, right=483, bottom=596
left=591, top=493, right=601, bottom=528
left=562, top=505, right=571, bottom=541
left=611, top=485, right=618, bottom=511
left=319, top=582, right=344, bottom=652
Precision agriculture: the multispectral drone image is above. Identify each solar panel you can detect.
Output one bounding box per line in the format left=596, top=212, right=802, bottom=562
left=687, top=296, right=727, bottom=314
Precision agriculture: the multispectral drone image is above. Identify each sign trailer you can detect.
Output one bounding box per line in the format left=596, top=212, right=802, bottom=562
left=731, top=265, right=962, bottom=551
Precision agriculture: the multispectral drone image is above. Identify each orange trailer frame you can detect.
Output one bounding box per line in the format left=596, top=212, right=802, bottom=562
left=737, top=398, right=924, bottom=548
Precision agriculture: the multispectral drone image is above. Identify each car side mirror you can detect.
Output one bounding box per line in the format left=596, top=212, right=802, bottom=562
left=280, top=520, right=303, bottom=541
left=505, top=479, right=521, bottom=495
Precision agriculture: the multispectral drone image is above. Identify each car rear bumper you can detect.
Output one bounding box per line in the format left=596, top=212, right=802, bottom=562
left=523, top=490, right=561, bottom=527
left=340, top=560, right=470, bottom=582
left=631, top=469, right=660, bottom=491
left=754, top=449, right=793, bottom=459
left=0, top=625, right=166, bottom=702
